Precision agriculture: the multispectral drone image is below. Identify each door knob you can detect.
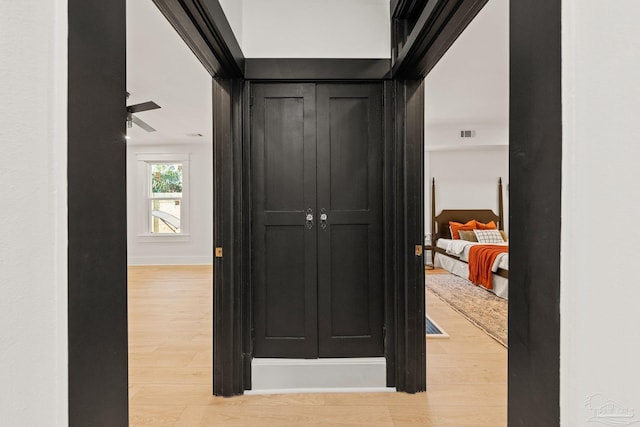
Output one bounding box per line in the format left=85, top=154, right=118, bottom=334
left=306, top=208, right=314, bottom=229
left=320, top=208, right=328, bottom=229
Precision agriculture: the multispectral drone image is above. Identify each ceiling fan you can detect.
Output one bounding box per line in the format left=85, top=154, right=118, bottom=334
left=126, top=92, right=160, bottom=132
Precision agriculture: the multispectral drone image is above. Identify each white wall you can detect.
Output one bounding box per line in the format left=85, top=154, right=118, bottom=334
left=127, top=142, right=213, bottom=265
left=0, top=0, right=68, bottom=425
left=424, top=0, right=508, bottom=149
left=561, top=1, right=640, bottom=425
left=426, top=123, right=508, bottom=151
left=425, top=148, right=509, bottom=239
left=241, top=0, right=390, bottom=58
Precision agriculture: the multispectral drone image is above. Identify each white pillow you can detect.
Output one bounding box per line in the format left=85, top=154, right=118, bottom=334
left=473, top=229, right=505, bottom=244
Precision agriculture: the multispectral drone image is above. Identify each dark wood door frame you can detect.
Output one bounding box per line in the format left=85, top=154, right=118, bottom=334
left=391, top=0, right=490, bottom=78
left=392, top=79, right=426, bottom=393
left=212, top=77, right=247, bottom=395
left=69, top=0, right=561, bottom=423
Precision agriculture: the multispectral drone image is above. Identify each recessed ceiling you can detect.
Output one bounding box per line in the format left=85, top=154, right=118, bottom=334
left=126, top=0, right=212, bottom=145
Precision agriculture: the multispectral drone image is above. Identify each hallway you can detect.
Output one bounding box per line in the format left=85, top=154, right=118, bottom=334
left=128, top=266, right=506, bottom=426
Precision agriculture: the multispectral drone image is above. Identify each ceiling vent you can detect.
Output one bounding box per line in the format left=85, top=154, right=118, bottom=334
left=460, top=130, right=476, bottom=138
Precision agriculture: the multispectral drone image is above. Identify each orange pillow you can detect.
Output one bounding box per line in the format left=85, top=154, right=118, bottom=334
left=476, top=220, right=497, bottom=230
left=449, top=220, right=477, bottom=239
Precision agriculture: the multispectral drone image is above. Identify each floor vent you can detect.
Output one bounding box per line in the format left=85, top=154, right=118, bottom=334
left=426, top=316, right=449, bottom=337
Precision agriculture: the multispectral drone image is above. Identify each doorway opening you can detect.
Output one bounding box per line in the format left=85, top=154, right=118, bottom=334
left=125, top=0, right=214, bottom=422
left=68, top=0, right=561, bottom=424
left=423, top=0, right=509, bottom=422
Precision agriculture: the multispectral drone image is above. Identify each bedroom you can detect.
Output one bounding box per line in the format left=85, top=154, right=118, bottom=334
left=424, top=0, right=509, bottom=298
left=423, top=0, right=509, bottom=372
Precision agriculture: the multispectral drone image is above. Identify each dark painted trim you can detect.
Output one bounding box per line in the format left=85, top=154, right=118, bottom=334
left=152, top=0, right=244, bottom=77
left=390, top=0, right=429, bottom=63
left=212, top=78, right=247, bottom=396
left=392, top=79, right=426, bottom=393
left=391, top=0, right=489, bottom=78
left=242, top=80, right=253, bottom=390
left=230, top=77, right=246, bottom=392
left=244, top=59, right=391, bottom=80
left=509, top=0, right=561, bottom=425
left=392, top=80, right=406, bottom=392
left=383, top=81, right=397, bottom=387
left=68, top=0, right=129, bottom=425
left=391, top=0, right=428, bottom=18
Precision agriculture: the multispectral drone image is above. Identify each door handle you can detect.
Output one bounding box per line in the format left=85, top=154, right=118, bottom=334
left=306, top=208, right=314, bottom=229
left=320, top=208, right=328, bottom=229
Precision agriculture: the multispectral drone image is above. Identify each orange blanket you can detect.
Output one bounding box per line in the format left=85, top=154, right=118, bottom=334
left=468, top=245, right=509, bottom=290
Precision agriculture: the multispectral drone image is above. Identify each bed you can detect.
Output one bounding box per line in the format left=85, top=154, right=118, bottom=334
left=430, top=178, right=509, bottom=299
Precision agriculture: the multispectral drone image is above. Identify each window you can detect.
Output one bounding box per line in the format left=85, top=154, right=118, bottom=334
left=150, top=163, right=182, bottom=233
left=137, top=154, right=190, bottom=240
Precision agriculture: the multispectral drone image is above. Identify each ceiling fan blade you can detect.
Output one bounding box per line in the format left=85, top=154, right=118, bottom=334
left=132, top=115, right=156, bottom=132
left=127, top=101, right=161, bottom=113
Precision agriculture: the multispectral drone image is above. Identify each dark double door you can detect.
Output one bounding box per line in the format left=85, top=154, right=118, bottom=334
left=252, top=82, right=384, bottom=358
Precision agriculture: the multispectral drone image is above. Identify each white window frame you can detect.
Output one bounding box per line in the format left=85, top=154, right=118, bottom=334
left=136, top=153, right=190, bottom=242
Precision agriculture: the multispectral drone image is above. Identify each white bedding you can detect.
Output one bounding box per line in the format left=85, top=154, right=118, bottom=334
left=434, top=253, right=509, bottom=299
left=436, top=238, right=509, bottom=272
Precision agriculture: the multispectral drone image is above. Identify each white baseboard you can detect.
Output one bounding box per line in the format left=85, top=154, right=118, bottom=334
left=127, top=255, right=212, bottom=265
left=251, top=357, right=387, bottom=392
left=245, top=387, right=396, bottom=395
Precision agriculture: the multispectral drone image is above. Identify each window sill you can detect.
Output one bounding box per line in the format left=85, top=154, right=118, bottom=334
left=136, top=233, right=190, bottom=243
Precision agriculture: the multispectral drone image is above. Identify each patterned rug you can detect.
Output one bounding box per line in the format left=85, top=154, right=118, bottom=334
left=426, top=273, right=508, bottom=347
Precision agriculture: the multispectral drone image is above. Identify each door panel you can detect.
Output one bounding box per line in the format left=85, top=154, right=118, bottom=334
left=328, top=98, right=370, bottom=211
left=265, top=226, right=306, bottom=338
left=329, top=224, right=370, bottom=337
left=317, top=83, right=384, bottom=357
left=264, top=97, right=305, bottom=211
left=252, top=83, right=318, bottom=358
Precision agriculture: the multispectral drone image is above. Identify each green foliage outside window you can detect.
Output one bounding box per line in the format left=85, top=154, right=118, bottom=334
left=151, top=163, right=182, bottom=194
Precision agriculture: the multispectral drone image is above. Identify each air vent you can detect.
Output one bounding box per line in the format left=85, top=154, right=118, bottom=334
left=460, top=130, right=476, bottom=138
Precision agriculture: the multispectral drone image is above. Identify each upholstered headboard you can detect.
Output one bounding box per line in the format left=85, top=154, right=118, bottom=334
left=430, top=178, right=505, bottom=245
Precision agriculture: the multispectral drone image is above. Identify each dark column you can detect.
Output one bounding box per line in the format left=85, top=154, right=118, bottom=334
left=212, top=78, right=247, bottom=396
left=68, top=0, right=128, bottom=425
left=509, top=0, right=562, bottom=425
left=393, top=79, right=426, bottom=393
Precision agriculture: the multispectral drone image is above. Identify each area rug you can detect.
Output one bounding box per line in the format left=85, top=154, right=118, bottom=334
left=426, top=273, right=508, bottom=347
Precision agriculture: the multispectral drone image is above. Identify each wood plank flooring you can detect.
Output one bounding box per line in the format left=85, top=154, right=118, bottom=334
left=128, top=265, right=506, bottom=426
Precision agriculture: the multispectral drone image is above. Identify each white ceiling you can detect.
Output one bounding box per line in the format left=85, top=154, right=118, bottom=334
left=126, top=0, right=212, bottom=145
left=424, top=0, right=508, bottom=139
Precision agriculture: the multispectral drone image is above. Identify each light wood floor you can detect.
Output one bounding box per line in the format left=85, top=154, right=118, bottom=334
left=128, top=265, right=506, bottom=426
